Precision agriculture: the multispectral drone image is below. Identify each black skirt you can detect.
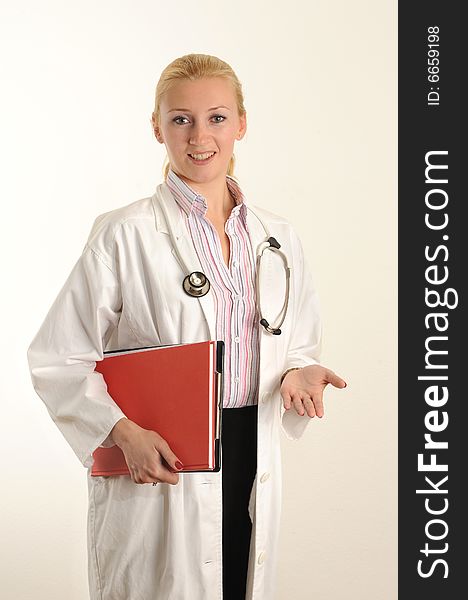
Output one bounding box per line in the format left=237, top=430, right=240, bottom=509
left=222, top=404, right=258, bottom=600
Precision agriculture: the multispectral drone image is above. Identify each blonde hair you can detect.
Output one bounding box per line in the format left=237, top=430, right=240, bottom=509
left=151, top=53, right=246, bottom=180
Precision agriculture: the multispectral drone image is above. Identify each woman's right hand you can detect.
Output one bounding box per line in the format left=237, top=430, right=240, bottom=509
left=110, top=418, right=183, bottom=485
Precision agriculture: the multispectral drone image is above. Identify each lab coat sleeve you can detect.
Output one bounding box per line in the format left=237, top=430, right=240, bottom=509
left=27, top=226, right=127, bottom=468
left=280, top=225, right=323, bottom=440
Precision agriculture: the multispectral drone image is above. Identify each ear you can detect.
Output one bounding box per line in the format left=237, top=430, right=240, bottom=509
left=236, top=111, right=247, bottom=140
left=151, top=113, right=164, bottom=144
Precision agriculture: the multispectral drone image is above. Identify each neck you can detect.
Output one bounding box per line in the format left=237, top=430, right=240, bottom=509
left=205, top=185, right=235, bottom=223
left=178, top=172, right=236, bottom=222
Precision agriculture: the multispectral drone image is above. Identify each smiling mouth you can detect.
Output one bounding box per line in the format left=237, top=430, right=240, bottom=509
left=188, top=151, right=216, bottom=161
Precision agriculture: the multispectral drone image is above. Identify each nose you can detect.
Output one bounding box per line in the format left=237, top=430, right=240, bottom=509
left=189, top=121, right=211, bottom=146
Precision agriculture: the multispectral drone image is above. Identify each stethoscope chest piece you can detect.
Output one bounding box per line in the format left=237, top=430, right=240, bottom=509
left=183, top=271, right=211, bottom=297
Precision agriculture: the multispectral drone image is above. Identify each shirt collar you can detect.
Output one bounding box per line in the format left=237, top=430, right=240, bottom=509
left=166, top=168, right=247, bottom=221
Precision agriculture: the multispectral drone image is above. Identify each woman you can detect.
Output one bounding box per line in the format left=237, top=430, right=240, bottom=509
left=27, top=53, right=346, bottom=600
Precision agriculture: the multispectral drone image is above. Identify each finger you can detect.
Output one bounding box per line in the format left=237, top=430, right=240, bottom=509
left=325, top=369, right=347, bottom=389
left=133, top=472, right=147, bottom=485
left=292, top=393, right=305, bottom=416
left=147, top=462, right=180, bottom=485
left=302, top=396, right=316, bottom=418
left=158, top=469, right=179, bottom=485
left=155, top=438, right=184, bottom=473
left=144, top=469, right=179, bottom=486
left=133, top=457, right=179, bottom=485
left=133, top=466, right=155, bottom=484
left=311, top=391, right=324, bottom=417
left=129, top=467, right=143, bottom=485
left=282, top=392, right=292, bottom=410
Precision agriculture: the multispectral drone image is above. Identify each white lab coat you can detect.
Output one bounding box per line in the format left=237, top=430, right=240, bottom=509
left=27, top=181, right=321, bottom=600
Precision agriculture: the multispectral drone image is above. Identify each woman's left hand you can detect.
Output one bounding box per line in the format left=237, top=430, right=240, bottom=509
left=280, top=365, right=347, bottom=418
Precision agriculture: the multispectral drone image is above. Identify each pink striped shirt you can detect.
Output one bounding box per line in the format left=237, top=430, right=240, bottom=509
left=166, top=168, right=260, bottom=409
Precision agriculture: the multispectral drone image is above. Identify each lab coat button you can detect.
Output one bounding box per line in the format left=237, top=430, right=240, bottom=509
left=260, top=472, right=270, bottom=483
left=258, top=551, right=266, bottom=565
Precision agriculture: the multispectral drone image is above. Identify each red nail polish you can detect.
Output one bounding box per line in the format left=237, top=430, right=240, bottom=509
left=175, top=461, right=184, bottom=470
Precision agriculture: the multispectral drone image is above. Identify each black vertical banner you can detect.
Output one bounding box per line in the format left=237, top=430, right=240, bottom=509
left=399, top=4, right=466, bottom=598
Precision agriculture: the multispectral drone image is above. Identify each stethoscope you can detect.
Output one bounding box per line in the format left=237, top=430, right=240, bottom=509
left=159, top=195, right=291, bottom=335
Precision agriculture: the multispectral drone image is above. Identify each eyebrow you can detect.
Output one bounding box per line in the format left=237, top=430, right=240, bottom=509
left=167, top=105, right=232, bottom=113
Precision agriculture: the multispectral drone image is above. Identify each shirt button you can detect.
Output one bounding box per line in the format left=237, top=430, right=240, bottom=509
left=234, top=336, right=240, bottom=343
left=234, top=377, right=240, bottom=383
left=260, top=472, right=270, bottom=483
left=233, top=260, right=238, bottom=267
left=258, top=551, right=266, bottom=565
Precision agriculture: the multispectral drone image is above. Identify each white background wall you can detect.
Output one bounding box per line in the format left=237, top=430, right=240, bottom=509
left=0, top=1, right=396, bottom=598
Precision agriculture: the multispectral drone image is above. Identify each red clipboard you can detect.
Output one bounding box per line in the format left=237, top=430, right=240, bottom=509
left=91, top=340, right=224, bottom=476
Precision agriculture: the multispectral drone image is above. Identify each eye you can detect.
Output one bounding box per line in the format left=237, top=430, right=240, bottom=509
left=211, top=114, right=226, bottom=123
left=173, top=116, right=189, bottom=125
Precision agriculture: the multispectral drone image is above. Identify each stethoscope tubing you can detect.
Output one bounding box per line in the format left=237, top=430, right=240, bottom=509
left=158, top=186, right=291, bottom=335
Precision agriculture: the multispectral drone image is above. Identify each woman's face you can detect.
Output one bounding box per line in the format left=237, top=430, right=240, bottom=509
left=154, top=77, right=246, bottom=187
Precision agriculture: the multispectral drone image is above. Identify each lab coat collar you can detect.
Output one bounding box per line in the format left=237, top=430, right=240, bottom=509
left=152, top=182, right=187, bottom=238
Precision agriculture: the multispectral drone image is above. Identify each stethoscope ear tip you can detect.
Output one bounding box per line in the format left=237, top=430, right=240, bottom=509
left=260, top=318, right=282, bottom=335
left=267, top=237, right=281, bottom=250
